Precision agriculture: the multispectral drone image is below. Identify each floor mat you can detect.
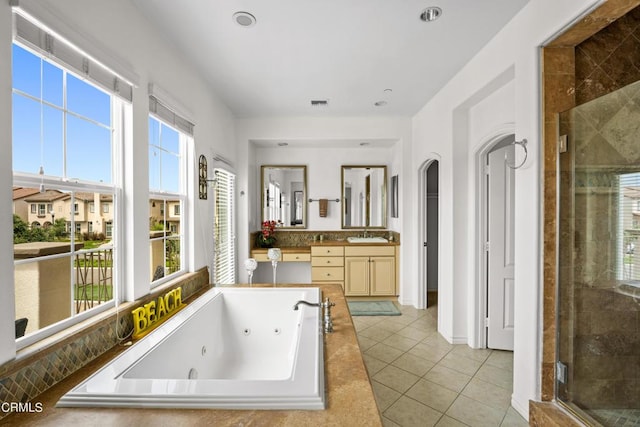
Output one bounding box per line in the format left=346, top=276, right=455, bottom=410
left=347, top=300, right=401, bottom=316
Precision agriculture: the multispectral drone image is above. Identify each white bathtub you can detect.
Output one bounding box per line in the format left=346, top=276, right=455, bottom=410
left=57, top=287, right=325, bottom=410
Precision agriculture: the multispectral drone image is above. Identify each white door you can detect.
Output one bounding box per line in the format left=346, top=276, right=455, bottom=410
left=487, top=145, right=515, bottom=350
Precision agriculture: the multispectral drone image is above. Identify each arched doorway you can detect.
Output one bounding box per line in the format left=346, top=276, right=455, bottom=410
left=418, top=158, right=440, bottom=315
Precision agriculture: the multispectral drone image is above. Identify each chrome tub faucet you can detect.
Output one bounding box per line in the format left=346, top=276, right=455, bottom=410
left=293, top=297, right=336, bottom=333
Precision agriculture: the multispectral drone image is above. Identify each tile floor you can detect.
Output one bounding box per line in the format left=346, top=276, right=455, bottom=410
left=351, top=301, right=529, bottom=427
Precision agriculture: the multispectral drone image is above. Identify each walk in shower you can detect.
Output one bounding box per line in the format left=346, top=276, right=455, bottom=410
left=557, top=78, right=640, bottom=425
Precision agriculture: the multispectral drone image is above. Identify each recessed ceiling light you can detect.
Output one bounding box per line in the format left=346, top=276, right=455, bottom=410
left=384, top=88, right=393, bottom=93
left=420, top=7, right=442, bottom=22
left=374, top=100, right=387, bottom=107
left=277, top=142, right=289, bottom=147
left=233, top=12, right=256, bottom=27
left=360, top=142, right=370, bottom=146
left=310, top=99, right=329, bottom=107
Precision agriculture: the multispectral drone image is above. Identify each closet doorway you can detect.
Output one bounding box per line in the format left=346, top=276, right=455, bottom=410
left=419, top=159, right=439, bottom=310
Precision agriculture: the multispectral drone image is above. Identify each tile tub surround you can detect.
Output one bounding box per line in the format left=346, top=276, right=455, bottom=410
left=1, top=284, right=382, bottom=426
left=250, top=229, right=400, bottom=249
left=0, top=268, right=209, bottom=421
left=542, top=0, right=640, bottom=409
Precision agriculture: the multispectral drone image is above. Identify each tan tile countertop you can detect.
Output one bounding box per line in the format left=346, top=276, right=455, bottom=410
left=1, top=283, right=382, bottom=427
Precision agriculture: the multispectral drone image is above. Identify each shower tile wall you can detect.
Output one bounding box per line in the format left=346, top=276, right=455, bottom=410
left=543, top=45, right=576, bottom=401
left=542, top=3, right=640, bottom=409
left=575, top=6, right=640, bottom=106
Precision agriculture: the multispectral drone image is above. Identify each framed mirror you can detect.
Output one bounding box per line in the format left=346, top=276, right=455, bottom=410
left=261, top=165, right=307, bottom=228
left=341, top=165, right=387, bottom=228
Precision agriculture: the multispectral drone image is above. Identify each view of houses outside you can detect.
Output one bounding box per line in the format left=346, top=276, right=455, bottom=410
left=12, top=186, right=181, bottom=337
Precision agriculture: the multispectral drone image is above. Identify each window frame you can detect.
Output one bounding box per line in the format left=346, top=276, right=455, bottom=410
left=148, top=115, right=189, bottom=288
left=11, top=38, right=125, bottom=348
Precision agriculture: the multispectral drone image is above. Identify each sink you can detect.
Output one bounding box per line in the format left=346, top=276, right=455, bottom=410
left=346, top=237, right=388, bottom=244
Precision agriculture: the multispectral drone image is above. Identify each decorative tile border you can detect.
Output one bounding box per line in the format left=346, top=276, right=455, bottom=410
left=0, top=268, right=209, bottom=419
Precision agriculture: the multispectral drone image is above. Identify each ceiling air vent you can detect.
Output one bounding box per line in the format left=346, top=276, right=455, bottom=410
left=310, top=99, right=329, bottom=107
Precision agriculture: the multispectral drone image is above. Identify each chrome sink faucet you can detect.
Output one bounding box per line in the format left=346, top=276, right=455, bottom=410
left=293, top=297, right=336, bottom=333
left=362, top=228, right=369, bottom=238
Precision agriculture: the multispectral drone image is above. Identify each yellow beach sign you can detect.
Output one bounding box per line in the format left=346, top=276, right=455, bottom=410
left=131, top=287, right=184, bottom=339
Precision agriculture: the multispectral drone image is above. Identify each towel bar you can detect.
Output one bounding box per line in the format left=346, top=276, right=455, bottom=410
left=308, top=198, right=339, bottom=203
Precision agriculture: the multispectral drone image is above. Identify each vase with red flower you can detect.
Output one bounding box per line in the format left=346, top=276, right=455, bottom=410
left=256, top=220, right=278, bottom=248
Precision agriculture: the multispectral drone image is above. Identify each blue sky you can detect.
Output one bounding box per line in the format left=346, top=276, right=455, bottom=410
left=12, top=43, right=180, bottom=193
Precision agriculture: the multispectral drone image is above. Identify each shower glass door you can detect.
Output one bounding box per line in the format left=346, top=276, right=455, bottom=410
left=557, top=79, right=640, bottom=425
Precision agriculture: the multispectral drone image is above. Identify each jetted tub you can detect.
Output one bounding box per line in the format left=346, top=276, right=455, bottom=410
left=57, top=287, right=325, bottom=409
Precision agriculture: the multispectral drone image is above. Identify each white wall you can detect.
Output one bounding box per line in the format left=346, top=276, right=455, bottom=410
left=255, top=145, right=394, bottom=230
left=235, top=116, right=412, bottom=283
left=409, top=0, right=602, bottom=419
left=1, top=0, right=235, bottom=364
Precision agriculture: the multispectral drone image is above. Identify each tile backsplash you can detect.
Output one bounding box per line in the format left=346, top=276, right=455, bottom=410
left=250, top=229, right=400, bottom=248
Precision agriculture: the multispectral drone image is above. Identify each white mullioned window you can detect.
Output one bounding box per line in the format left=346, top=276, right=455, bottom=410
left=148, top=110, right=191, bottom=286
left=618, top=173, right=640, bottom=281
left=11, top=11, right=130, bottom=347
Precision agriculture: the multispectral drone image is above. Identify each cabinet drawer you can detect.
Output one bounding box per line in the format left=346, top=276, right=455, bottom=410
left=311, top=256, right=344, bottom=267
left=283, top=253, right=310, bottom=262
left=251, top=252, right=270, bottom=262
left=311, top=246, right=344, bottom=257
left=344, top=246, right=395, bottom=257
left=312, top=267, right=344, bottom=281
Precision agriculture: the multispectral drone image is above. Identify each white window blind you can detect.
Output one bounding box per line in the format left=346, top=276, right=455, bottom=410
left=214, top=168, right=236, bottom=284
left=619, top=172, right=640, bottom=281
left=149, top=96, right=194, bottom=136
left=13, top=12, right=133, bottom=101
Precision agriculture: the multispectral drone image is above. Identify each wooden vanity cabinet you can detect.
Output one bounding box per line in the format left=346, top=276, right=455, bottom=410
left=344, top=246, right=396, bottom=296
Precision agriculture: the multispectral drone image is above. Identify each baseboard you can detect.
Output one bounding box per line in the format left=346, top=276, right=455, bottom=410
left=440, top=333, right=468, bottom=345
left=511, top=396, right=529, bottom=421
left=450, top=336, right=468, bottom=344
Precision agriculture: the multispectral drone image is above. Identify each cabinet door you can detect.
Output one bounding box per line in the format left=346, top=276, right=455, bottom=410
left=345, top=257, right=370, bottom=296
left=370, top=256, right=396, bottom=296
